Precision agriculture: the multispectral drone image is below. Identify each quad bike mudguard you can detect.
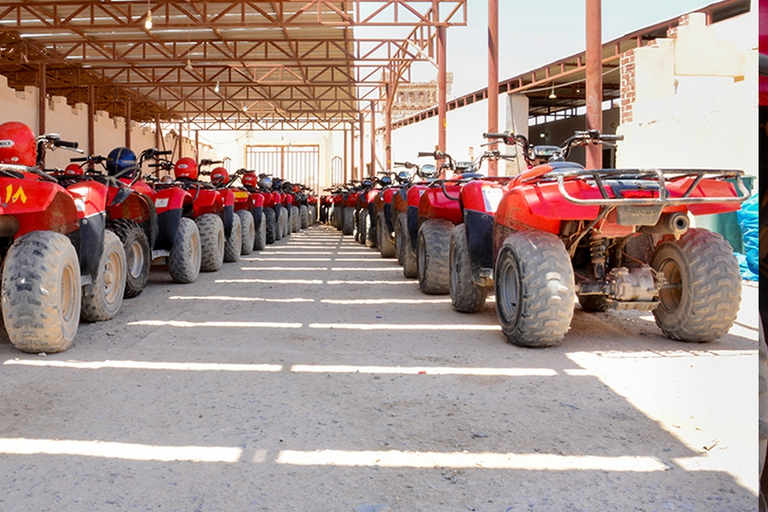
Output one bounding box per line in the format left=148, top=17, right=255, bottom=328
left=381, top=188, right=398, bottom=233
left=192, top=188, right=224, bottom=219
left=0, top=175, right=79, bottom=238
left=406, top=184, right=429, bottom=250
left=417, top=182, right=463, bottom=227
left=153, top=186, right=193, bottom=251
left=106, top=188, right=159, bottom=251
left=65, top=180, right=110, bottom=285
left=461, top=180, right=508, bottom=274
left=215, top=188, right=235, bottom=239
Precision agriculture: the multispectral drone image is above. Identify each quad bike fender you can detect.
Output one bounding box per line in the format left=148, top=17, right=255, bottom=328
left=262, top=193, right=275, bottom=208
left=222, top=204, right=235, bottom=239
left=77, top=210, right=106, bottom=287
left=66, top=181, right=110, bottom=219
left=192, top=189, right=224, bottom=218
left=233, top=190, right=253, bottom=211
left=418, top=185, right=462, bottom=225
left=407, top=184, right=427, bottom=208
left=221, top=189, right=236, bottom=208
left=394, top=187, right=408, bottom=214
left=356, top=193, right=368, bottom=209
left=407, top=205, right=419, bottom=252
left=0, top=178, right=79, bottom=237
left=274, top=203, right=283, bottom=219
left=364, top=189, right=379, bottom=206
left=494, top=187, right=562, bottom=234
left=250, top=192, right=264, bottom=209
left=383, top=202, right=394, bottom=233
left=382, top=188, right=397, bottom=205
left=344, top=192, right=359, bottom=208
left=154, top=186, right=192, bottom=215
left=107, top=191, right=159, bottom=250
left=285, top=194, right=294, bottom=206
left=155, top=208, right=183, bottom=251
left=125, top=177, right=156, bottom=201
left=666, top=177, right=742, bottom=216
left=251, top=206, right=263, bottom=230
left=460, top=180, right=506, bottom=215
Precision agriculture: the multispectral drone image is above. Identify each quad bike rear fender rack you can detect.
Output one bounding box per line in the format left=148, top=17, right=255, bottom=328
left=551, top=168, right=750, bottom=207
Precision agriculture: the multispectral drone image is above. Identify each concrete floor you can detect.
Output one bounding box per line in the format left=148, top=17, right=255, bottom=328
left=0, top=223, right=760, bottom=511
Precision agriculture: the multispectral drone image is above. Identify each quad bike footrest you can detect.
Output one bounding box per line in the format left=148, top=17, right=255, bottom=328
left=606, top=299, right=659, bottom=311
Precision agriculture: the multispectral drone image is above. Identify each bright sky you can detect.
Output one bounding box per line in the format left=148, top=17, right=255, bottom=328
left=412, top=0, right=715, bottom=97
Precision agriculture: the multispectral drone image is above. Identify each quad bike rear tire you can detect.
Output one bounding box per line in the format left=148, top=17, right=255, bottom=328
left=81, top=230, right=127, bottom=323
left=254, top=212, right=267, bottom=250
left=265, top=208, right=276, bottom=244
left=342, top=206, right=355, bottom=236
left=279, top=208, right=289, bottom=238
left=416, top=219, right=454, bottom=294
left=357, top=210, right=368, bottom=245
left=494, top=230, right=575, bottom=348
left=292, top=205, right=301, bottom=232
left=395, top=213, right=417, bottom=278
left=168, top=217, right=201, bottom=283
left=1, top=231, right=81, bottom=353
left=651, top=228, right=741, bottom=342
left=364, top=210, right=377, bottom=248
left=300, top=205, right=310, bottom=229
left=108, top=219, right=150, bottom=299
left=377, top=211, right=396, bottom=258
left=224, top=212, right=242, bottom=263
left=237, top=210, right=255, bottom=255
left=450, top=224, right=488, bottom=313
left=197, top=213, right=225, bottom=272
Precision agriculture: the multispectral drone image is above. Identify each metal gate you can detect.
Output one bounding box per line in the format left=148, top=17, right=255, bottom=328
left=246, top=145, right=319, bottom=192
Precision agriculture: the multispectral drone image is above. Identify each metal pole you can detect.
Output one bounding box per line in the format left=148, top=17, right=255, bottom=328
left=87, top=85, right=95, bottom=157
left=370, top=101, right=376, bottom=175
left=437, top=26, right=447, bottom=177
left=359, top=110, right=365, bottom=179
left=586, top=0, right=603, bottom=169
left=125, top=101, right=132, bottom=148
left=487, top=0, right=499, bottom=176
left=343, top=127, right=349, bottom=183
left=38, top=63, right=46, bottom=137
left=385, top=85, right=392, bottom=172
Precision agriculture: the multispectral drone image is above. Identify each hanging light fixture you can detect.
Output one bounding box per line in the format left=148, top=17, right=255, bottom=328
left=144, top=0, right=152, bottom=30
left=185, top=59, right=194, bottom=72
left=214, top=81, right=220, bottom=93
left=548, top=86, right=557, bottom=100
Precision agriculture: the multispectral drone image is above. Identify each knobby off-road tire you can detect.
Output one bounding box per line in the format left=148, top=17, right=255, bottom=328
left=416, top=219, right=454, bottom=295
left=364, top=210, right=377, bottom=248
left=237, top=210, right=255, bottom=255
left=254, top=212, right=267, bottom=250
left=168, top=217, right=201, bottom=284
left=290, top=205, right=300, bottom=233
left=450, top=224, right=488, bottom=313
left=395, top=213, right=417, bottom=278
left=197, top=213, right=225, bottom=272
left=342, top=206, right=355, bottom=236
left=224, top=212, right=242, bottom=263
left=651, top=228, right=741, bottom=342
left=494, top=230, right=575, bottom=348
left=108, top=218, right=150, bottom=299
left=279, top=208, right=289, bottom=238
left=357, top=210, right=368, bottom=245
left=81, top=230, right=127, bottom=323
left=265, top=208, right=276, bottom=244
left=2, top=231, right=81, bottom=353
left=300, top=205, right=310, bottom=229
left=377, top=211, right=396, bottom=258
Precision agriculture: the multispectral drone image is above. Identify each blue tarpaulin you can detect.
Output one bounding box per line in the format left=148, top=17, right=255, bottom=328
left=736, top=194, right=758, bottom=281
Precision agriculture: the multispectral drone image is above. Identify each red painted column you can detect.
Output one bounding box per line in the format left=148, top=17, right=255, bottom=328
left=385, top=86, right=392, bottom=172
left=370, top=101, right=376, bottom=175
left=343, top=127, right=349, bottom=183
left=125, top=101, right=132, bottom=148
left=87, top=85, right=95, bottom=157
left=359, top=110, right=365, bottom=179
left=487, top=0, right=499, bottom=176
left=586, top=0, right=603, bottom=169
left=437, top=26, right=448, bottom=177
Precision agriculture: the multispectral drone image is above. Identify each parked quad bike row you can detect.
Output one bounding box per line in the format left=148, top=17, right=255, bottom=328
left=321, top=129, right=751, bottom=348
left=0, top=121, right=318, bottom=354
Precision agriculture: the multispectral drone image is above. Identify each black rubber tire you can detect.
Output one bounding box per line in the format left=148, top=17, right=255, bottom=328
left=254, top=212, right=267, bottom=250
left=416, top=219, right=454, bottom=295
left=449, top=224, right=488, bottom=313
left=395, top=213, right=417, bottom=278
left=358, top=210, right=368, bottom=245
left=1, top=231, right=81, bottom=353
left=300, top=205, right=310, bottom=229
left=108, top=219, right=150, bottom=299
left=81, top=230, right=127, bottom=323
left=377, top=211, right=396, bottom=258
left=197, top=213, right=225, bottom=272
left=279, top=208, right=289, bottom=238
left=265, top=208, right=276, bottom=244
left=290, top=205, right=300, bottom=233
left=494, top=230, right=575, bottom=348
left=578, top=295, right=609, bottom=312
left=168, top=217, right=201, bottom=283
left=237, top=210, right=255, bottom=255
left=364, top=210, right=377, bottom=248
left=224, top=212, right=242, bottom=263
left=274, top=208, right=283, bottom=241
left=342, top=206, right=355, bottom=236
left=651, top=228, right=741, bottom=342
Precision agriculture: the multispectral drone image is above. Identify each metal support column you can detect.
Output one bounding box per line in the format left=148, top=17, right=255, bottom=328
left=437, top=26, right=448, bottom=176
left=359, top=110, right=365, bottom=179
left=87, top=85, right=95, bottom=157
left=38, top=63, right=46, bottom=137
left=369, top=101, right=376, bottom=175
left=487, top=0, right=499, bottom=176
left=343, top=128, right=349, bottom=183
left=586, top=0, right=603, bottom=169
left=384, top=85, right=392, bottom=172
left=125, top=101, right=132, bottom=148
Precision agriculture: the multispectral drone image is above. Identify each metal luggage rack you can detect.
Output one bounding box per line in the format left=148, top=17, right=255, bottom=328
left=544, top=168, right=751, bottom=207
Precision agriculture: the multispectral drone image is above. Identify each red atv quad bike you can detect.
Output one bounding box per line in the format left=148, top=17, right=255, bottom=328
left=485, top=129, right=750, bottom=348
left=303, top=186, right=318, bottom=227
left=236, top=170, right=267, bottom=251
left=258, top=175, right=281, bottom=244
left=358, top=177, right=387, bottom=248
left=135, top=151, right=202, bottom=284
left=270, top=178, right=291, bottom=240
left=284, top=182, right=302, bottom=234
left=199, top=163, right=241, bottom=264
left=371, top=173, right=405, bottom=258
left=391, top=162, right=439, bottom=278
left=0, top=122, right=127, bottom=353
left=67, top=148, right=159, bottom=299
left=414, top=150, right=485, bottom=294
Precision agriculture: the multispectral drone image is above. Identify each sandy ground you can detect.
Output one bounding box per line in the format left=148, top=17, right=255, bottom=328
left=0, top=223, right=760, bottom=512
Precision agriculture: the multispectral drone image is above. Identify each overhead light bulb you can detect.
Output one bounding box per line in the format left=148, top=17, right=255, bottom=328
left=242, top=103, right=247, bottom=112
left=548, top=87, right=557, bottom=100
left=185, top=59, right=194, bottom=72
left=144, top=10, right=152, bottom=30
left=214, top=81, right=220, bottom=93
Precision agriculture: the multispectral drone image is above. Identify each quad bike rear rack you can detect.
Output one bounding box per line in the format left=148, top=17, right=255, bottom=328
left=549, top=168, right=750, bottom=207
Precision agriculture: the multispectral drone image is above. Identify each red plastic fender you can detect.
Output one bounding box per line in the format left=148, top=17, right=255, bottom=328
left=417, top=184, right=462, bottom=224
left=125, top=178, right=157, bottom=201
left=153, top=186, right=193, bottom=215
left=0, top=176, right=79, bottom=237
left=406, top=184, right=429, bottom=209
left=262, top=192, right=276, bottom=208
left=666, top=177, right=741, bottom=216
left=460, top=180, right=508, bottom=215
left=192, top=189, right=225, bottom=217
left=232, top=189, right=253, bottom=211
left=106, top=189, right=152, bottom=225
left=66, top=181, right=110, bottom=219
left=344, top=192, right=359, bottom=208
left=285, top=194, right=294, bottom=206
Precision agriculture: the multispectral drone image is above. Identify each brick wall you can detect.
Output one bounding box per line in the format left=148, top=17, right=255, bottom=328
left=620, top=49, right=635, bottom=125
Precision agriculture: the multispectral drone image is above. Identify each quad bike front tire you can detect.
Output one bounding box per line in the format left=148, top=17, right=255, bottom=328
left=237, top=210, right=255, bottom=255
left=108, top=219, right=150, bottom=299
left=264, top=208, right=276, bottom=244
left=81, top=230, right=127, bottom=323
left=224, top=212, right=242, bottom=263
left=300, top=205, right=310, bottom=229
left=450, top=224, right=488, bottom=313
left=395, top=213, right=417, bottom=278
left=291, top=205, right=301, bottom=232
left=168, top=217, right=201, bottom=283
left=197, top=213, right=225, bottom=272
left=342, top=206, right=355, bottom=236
left=254, top=212, right=267, bottom=250
left=279, top=208, right=289, bottom=238
left=494, top=230, right=575, bottom=348
left=377, top=211, right=396, bottom=258
left=416, top=219, right=454, bottom=294
left=651, top=228, right=741, bottom=342
left=357, top=210, right=368, bottom=245
left=364, top=210, right=377, bottom=248
left=2, top=231, right=81, bottom=353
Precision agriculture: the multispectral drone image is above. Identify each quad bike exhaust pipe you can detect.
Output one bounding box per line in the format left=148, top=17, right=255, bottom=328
left=640, top=212, right=689, bottom=235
